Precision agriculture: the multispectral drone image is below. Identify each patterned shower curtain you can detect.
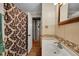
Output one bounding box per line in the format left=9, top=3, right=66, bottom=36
left=4, top=3, right=28, bottom=56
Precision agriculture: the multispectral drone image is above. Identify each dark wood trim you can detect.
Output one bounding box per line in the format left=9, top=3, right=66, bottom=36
left=59, top=17, right=79, bottom=25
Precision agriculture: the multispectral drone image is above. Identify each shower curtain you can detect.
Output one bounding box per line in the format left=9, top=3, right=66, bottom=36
left=4, top=3, right=28, bottom=56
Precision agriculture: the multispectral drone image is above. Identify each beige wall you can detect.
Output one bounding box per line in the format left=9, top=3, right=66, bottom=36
left=55, top=4, right=79, bottom=45
left=41, top=3, right=56, bottom=36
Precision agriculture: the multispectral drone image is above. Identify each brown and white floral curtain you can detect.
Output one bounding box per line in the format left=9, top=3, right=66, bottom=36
left=4, top=3, right=28, bottom=56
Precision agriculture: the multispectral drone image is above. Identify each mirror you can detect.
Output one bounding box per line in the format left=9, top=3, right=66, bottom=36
left=68, top=3, right=79, bottom=18
left=58, top=3, right=79, bottom=25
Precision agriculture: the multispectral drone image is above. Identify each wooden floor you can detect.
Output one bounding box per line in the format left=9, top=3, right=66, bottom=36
left=28, top=40, right=41, bottom=56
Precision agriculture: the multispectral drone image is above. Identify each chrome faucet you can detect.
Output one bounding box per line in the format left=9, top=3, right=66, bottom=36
left=54, top=42, right=63, bottom=49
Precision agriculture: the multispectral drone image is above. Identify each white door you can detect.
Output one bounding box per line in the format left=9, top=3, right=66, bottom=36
left=28, top=12, right=32, bottom=53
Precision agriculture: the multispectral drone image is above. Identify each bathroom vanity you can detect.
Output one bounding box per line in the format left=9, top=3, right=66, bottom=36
left=42, top=38, right=77, bottom=56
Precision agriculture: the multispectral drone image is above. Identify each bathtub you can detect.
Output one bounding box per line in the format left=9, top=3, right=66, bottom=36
left=42, top=38, right=77, bottom=56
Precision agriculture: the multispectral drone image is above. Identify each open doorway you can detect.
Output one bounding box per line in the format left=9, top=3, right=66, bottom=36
left=32, top=17, right=41, bottom=41
left=28, top=17, right=41, bottom=56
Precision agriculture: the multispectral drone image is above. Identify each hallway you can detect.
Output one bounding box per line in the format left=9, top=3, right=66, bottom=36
left=28, top=40, right=41, bottom=56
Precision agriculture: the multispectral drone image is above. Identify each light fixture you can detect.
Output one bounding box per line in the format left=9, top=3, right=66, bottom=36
left=54, top=3, right=58, bottom=5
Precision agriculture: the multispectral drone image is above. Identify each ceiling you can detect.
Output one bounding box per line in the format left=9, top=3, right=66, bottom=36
left=14, top=3, right=42, bottom=17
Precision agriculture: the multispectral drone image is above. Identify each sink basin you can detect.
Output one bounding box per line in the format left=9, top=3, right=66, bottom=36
left=42, top=39, right=77, bottom=56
